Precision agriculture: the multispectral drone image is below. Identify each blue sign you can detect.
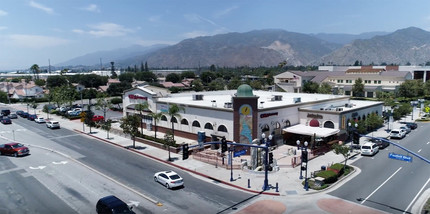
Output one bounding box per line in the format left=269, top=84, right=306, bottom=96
left=388, top=152, right=412, bottom=162
left=234, top=149, right=247, bottom=157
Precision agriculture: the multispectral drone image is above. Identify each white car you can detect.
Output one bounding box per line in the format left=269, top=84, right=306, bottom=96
left=34, top=117, right=46, bottom=123
left=389, top=129, right=405, bottom=139
left=46, top=121, right=60, bottom=129
left=67, top=108, right=82, bottom=115
left=361, top=142, right=379, bottom=156
left=154, top=171, right=184, bottom=189
left=399, top=126, right=411, bottom=134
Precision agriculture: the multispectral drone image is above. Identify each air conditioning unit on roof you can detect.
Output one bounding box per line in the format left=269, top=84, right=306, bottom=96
left=193, top=94, right=204, bottom=100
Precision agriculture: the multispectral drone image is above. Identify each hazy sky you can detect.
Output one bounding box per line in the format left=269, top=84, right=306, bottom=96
left=1, top=0, right=430, bottom=70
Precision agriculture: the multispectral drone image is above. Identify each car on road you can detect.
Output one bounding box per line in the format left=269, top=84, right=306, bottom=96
left=92, top=115, right=104, bottom=122
left=46, top=121, right=60, bottom=129
left=154, top=170, right=184, bottom=189
left=9, top=113, right=18, bottom=119
left=1, top=109, right=10, bottom=116
left=35, top=117, right=46, bottom=123
left=21, top=112, right=29, bottom=118
left=28, top=114, right=37, bottom=121
left=399, top=126, right=411, bottom=134
left=1, top=116, right=12, bottom=124
left=368, top=137, right=390, bottom=149
left=0, top=143, right=30, bottom=157
left=389, top=129, right=405, bottom=139
left=96, top=195, right=135, bottom=214
left=400, top=122, right=417, bottom=130
left=16, top=110, right=24, bottom=116
left=361, top=142, right=379, bottom=156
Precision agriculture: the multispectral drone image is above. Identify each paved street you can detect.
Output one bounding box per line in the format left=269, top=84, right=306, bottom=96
left=1, top=103, right=429, bottom=213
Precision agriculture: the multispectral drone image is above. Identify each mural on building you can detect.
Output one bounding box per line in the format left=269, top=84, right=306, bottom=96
left=239, top=104, right=253, bottom=144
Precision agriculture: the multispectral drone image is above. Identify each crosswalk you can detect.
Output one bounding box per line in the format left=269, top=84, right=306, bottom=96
left=0, top=128, right=26, bottom=134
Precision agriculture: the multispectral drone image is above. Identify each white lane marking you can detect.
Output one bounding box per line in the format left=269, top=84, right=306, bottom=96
left=361, top=167, right=402, bottom=204
left=128, top=200, right=140, bottom=207
left=52, top=161, right=68, bottom=165
left=427, top=142, right=430, bottom=145
left=403, top=177, right=430, bottom=214
left=29, top=166, right=46, bottom=170
left=418, top=149, right=422, bottom=153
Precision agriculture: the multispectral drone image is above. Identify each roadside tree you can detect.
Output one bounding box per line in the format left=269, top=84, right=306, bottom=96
left=120, top=114, right=140, bottom=148
left=135, top=102, right=149, bottom=134
left=148, top=112, right=163, bottom=139
left=165, top=104, right=185, bottom=141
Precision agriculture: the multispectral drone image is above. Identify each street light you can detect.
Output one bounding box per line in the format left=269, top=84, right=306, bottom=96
left=297, top=140, right=309, bottom=191
left=348, top=122, right=358, bottom=150
left=262, top=133, right=272, bottom=191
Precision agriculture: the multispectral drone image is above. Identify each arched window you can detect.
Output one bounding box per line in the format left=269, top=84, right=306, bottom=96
left=204, top=123, right=213, bottom=130
left=324, top=121, right=335, bottom=129
left=171, top=116, right=178, bottom=123
left=309, top=119, right=319, bottom=127
left=181, top=118, right=189, bottom=125
left=273, top=122, right=281, bottom=135
left=261, top=124, right=270, bottom=132
left=217, top=125, right=228, bottom=132
left=284, top=120, right=291, bottom=128
left=161, top=115, right=167, bottom=121
left=192, top=121, right=200, bottom=127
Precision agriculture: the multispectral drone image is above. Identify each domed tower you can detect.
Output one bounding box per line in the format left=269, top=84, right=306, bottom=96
left=233, top=84, right=259, bottom=145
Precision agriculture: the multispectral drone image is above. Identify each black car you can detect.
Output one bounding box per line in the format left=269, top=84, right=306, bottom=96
left=1, top=117, right=12, bottom=124
left=16, top=110, right=24, bottom=116
left=400, top=122, right=417, bottom=130
left=28, top=114, right=37, bottom=121
left=1, top=109, right=10, bottom=116
left=369, top=137, right=390, bottom=149
left=96, top=195, right=135, bottom=214
left=21, top=112, right=29, bottom=118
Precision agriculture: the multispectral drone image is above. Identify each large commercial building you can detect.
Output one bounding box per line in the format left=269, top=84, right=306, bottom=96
left=123, top=84, right=383, bottom=147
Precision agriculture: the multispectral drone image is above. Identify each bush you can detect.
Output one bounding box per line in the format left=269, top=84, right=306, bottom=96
left=315, top=170, right=338, bottom=184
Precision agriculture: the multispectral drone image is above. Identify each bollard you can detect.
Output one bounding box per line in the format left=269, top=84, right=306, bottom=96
left=276, top=182, right=279, bottom=192
left=248, top=178, right=251, bottom=188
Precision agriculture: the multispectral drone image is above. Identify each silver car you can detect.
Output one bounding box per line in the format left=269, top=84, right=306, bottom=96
left=154, top=171, right=184, bottom=189
left=46, top=121, right=60, bottom=129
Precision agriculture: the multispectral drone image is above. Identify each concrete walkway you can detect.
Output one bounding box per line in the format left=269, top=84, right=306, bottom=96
left=6, top=103, right=427, bottom=213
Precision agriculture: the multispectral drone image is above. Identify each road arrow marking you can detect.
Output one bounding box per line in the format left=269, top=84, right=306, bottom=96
left=29, top=166, right=46, bottom=170
left=52, top=161, right=68, bottom=165
left=128, top=200, right=140, bottom=207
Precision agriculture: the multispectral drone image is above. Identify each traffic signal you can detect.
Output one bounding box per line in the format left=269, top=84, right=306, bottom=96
left=353, top=131, right=360, bottom=144
left=301, top=150, right=308, bottom=163
left=268, top=152, right=273, bottom=164
left=182, top=144, right=189, bottom=160
left=221, top=137, right=227, bottom=153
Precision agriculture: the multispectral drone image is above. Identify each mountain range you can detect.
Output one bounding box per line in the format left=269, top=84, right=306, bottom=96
left=57, top=27, right=430, bottom=69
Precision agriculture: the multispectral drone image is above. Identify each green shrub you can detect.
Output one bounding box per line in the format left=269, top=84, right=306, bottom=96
left=329, top=163, right=344, bottom=171
left=315, top=170, right=338, bottom=184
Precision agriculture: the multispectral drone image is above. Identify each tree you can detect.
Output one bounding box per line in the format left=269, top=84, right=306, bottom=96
left=34, top=79, right=46, bottom=87
left=163, top=130, right=175, bottom=161
left=165, top=104, right=184, bottom=141
left=0, top=91, right=8, bottom=103
left=107, top=82, right=132, bottom=96
left=46, top=75, right=68, bottom=88
left=318, top=82, right=332, bottom=94
left=181, top=71, right=196, bottom=79
left=227, top=77, right=242, bottom=90
left=191, top=79, right=204, bottom=92
left=78, top=74, right=108, bottom=88
left=135, top=71, right=157, bottom=82
left=100, top=119, right=112, bottom=139
left=120, top=114, right=141, bottom=148
left=148, top=112, right=163, bottom=139
left=135, top=102, right=149, bottom=134
left=166, top=73, right=181, bottom=83
left=249, top=80, right=262, bottom=90
left=84, top=106, right=96, bottom=133
left=352, top=78, right=364, bottom=97
left=51, top=85, right=77, bottom=108
left=207, top=78, right=225, bottom=91
left=145, top=61, right=149, bottom=72
left=82, top=88, right=99, bottom=105
left=95, top=94, right=113, bottom=122
left=302, top=81, right=319, bottom=93
left=332, top=142, right=350, bottom=172
left=30, top=101, right=38, bottom=114
left=200, top=71, right=217, bottom=84
left=118, top=72, right=134, bottom=83
left=30, top=64, right=40, bottom=80
left=110, top=97, right=122, bottom=110
left=398, top=79, right=424, bottom=98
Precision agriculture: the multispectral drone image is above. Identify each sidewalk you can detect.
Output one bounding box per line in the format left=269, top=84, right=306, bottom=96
left=7, top=103, right=426, bottom=213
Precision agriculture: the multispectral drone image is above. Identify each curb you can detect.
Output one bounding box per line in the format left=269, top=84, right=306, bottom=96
left=74, top=129, right=281, bottom=196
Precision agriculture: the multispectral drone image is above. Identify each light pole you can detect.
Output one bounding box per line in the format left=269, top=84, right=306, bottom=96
left=297, top=140, right=309, bottom=191
left=296, top=140, right=303, bottom=179
left=262, top=133, right=272, bottom=191
left=348, top=122, right=358, bottom=150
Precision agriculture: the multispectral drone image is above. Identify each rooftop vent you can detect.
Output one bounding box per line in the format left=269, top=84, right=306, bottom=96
left=224, top=102, right=232, bottom=108
left=193, top=94, right=204, bottom=101
left=293, top=97, right=301, bottom=103
left=271, top=95, right=283, bottom=101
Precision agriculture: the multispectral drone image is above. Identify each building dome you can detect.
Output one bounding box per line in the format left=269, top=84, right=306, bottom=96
left=236, top=84, right=253, bottom=97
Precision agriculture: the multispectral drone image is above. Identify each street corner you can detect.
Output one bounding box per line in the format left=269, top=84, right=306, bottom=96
left=234, top=200, right=286, bottom=214
left=317, top=198, right=385, bottom=214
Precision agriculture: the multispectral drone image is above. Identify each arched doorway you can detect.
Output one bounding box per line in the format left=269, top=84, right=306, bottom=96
left=309, top=119, right=320, bottom=127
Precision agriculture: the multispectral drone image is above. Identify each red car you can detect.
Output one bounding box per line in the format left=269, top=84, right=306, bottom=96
left=0, top=143, right=30, bottom=157
left=92, top=115, right=105, bottom=122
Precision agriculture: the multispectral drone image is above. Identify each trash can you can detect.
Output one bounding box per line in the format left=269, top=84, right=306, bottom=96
left=321, top=165, right=326, bottom=171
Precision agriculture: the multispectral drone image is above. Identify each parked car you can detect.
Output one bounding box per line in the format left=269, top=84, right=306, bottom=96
left=21, top=112, right=29, bottom=118
left=399, top=126, right=411, bottom=134
left=0, top=143, right=30, bottom=157
left=46, top=121, right=60, bottom=129
left=389, top=129, right=405, bottom=139
left=34, top=117, right=46, bottom=123
left=368, top=137, right=390, bottom=149
left=1, top=117, right=12, bottom=124
left=68, top=110, right=82, bottom=116
left=59, top=106, right=70, bottom=112
left=92, top=115, right=104, bottom=122
left=16, top=110, right=24, bottom=116
left=154, top=171, right=184, bottom=189
left=361, top=142, right=379, bottom=156
left=28, top=114, right=37, bottom=121
left=1, top=109, right=10, bottom=116
left=9, top=113, right=18, bottom=119
left=96, top=195, right=135, bottom=214
left=400, top=122, right=417, bottom=130
left=67, top=108, right=82, bottom=115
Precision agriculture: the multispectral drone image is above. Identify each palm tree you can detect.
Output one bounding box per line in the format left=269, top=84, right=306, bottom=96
left=148, top=111, right=163, bottom=138
left=135, top=102, right=149, bottom=134
left=30, top=64, right=40, bottom=80
left=165, top=104, right=185, bottom=141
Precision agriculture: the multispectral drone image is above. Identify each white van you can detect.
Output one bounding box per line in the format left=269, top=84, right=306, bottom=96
left=361, top=142, right=379, bottom=156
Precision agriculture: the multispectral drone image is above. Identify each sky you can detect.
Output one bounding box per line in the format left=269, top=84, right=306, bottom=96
left=1, top=0, right=430, bottom=71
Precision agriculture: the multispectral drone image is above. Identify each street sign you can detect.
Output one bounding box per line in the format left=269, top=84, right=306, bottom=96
left=425, top=106, right=430, bottom=113
left=80, top=112, right=86, bottom=122
left=388, top=152, right=412, bottom=162
left=234, top=149, right=246, bottom=157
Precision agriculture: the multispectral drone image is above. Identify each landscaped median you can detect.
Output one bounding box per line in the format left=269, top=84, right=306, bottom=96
left=306, top=163, right=355, bottom=191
